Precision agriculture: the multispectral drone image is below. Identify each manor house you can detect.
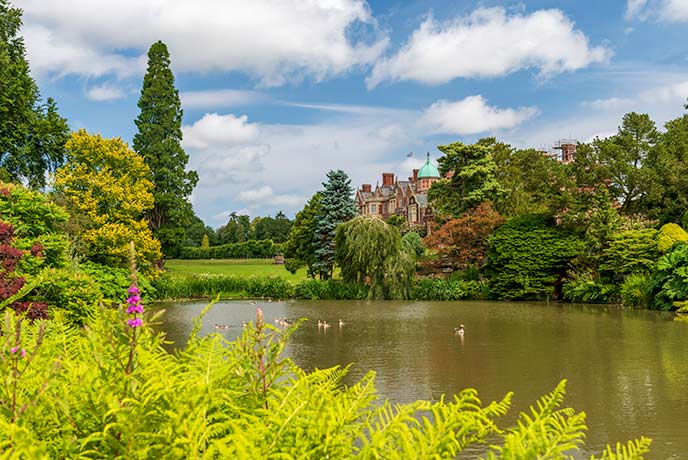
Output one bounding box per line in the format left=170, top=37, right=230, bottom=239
left=355, top=153, right=441, bottom=232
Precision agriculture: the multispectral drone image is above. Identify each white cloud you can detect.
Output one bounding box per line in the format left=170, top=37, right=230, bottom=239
left=367, top=7, right=611, bottom=87
left=238, top=186, right=304, bottom=208
left=85, top=83, right=127, bottom=101
left=626, top=0, right=649, bottom=19
left=182, top=107, right=426, bottom=223
left=626, top=0, right=688, bottom=21
left=582, top=80, right=688, bottom=111
left=581, top=97, right=634, bottom=111
left=181, top=90, right=267, bottom=110
left=661, top=0, right=688, bottom=21
left=509, top=78, right=688, bottom=150
left=421, top=96, right=538, bottom=135
left=183, top=113, right=260, bottom=150
left=17, top=0, right=387, bottom=85
left=21, top=24, right=146, bottom=79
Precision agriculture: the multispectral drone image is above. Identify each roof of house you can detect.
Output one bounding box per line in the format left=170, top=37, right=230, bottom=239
left=418, top=152, right=440, bottom=178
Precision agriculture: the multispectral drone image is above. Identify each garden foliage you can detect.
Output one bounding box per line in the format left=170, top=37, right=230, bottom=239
left=485, top=215, right=584, bottom=300
left=650, top=242, right=688, bottom=310
left=336, top=216, right=415, bottom=300
left=53, top=131, right=162, bottom=273
left=424, top=202, right=504, bottom=272
left=0, top=298, right=651, bottom=459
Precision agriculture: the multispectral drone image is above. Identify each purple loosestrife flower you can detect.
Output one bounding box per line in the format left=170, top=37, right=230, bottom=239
left=10, top=346, right=26, bottom=358
left=125, top=283, right=144, bottom=326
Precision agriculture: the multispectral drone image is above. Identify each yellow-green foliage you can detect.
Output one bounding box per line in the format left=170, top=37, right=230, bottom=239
left=53, top=130, right=161, bottom=272
left=658, top=223, right=688, bottom=252
left=0, top=301, right=652, bottom=459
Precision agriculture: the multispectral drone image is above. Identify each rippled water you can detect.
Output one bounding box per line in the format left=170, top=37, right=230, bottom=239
left=151, top=299, right=688, bottom=459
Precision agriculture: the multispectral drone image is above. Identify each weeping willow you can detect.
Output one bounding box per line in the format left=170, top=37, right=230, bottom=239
left=335, top=216, right=416, bottom=300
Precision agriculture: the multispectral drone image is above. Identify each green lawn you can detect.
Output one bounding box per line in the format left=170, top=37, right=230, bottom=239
left=164, top=259, right=310, bottom=281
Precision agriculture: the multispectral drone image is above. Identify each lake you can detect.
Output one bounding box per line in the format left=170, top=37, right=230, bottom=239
left=151, top=299, right=688, bottom=459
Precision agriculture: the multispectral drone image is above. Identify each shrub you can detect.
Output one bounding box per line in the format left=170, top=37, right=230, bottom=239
left=562, top=273, right=618, bottom=304
left=294, top=279, right=368, bottom=300
left=153, top=274, right=294, bottom=300
left=599, top=229, right=658, bottom=280
left=412, top=278, right=489, bottom=301
left=178, top=239, right=281, bottom=259
left=620, top=273, right=652, bottom=308
left=485, top=214, right=584, bottom=300
left=29, top=268, right=101, bottom=324
left=79, top=261, right=154, bottom=302
left=651, top=243, right=688, bottom=310
left=401, top=231, right=425, bottom=256
left=657, top=223, right=688, bottom=252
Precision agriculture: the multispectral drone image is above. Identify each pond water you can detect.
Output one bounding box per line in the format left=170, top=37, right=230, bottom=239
left=151, top=299, right=688, bottom=459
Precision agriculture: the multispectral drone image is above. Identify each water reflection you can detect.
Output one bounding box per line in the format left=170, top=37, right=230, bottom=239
left=150, top=299, right=688, bottom=460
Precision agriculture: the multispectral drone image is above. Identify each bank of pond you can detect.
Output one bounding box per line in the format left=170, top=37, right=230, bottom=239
left=149, top=271, right=688, bottom=315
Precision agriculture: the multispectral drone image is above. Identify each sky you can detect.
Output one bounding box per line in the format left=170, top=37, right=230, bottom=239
left=15, top=0, right=688, bottom=226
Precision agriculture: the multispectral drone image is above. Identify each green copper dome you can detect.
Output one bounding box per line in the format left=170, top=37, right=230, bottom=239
left=417, top=153, right=440, bottom=178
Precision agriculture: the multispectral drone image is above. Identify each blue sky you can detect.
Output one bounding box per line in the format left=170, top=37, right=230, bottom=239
left=15, top=0, right=688, bottom=226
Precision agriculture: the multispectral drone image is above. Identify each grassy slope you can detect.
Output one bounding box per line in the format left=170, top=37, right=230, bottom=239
left=164, top=259, right=310, bottom=281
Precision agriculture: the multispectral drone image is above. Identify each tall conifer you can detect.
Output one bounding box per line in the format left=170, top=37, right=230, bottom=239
left=133, top=40, right=198, bottom=258
left=313, top=170, right=357, bottom=279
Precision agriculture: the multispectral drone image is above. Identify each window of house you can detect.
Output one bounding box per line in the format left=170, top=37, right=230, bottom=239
left=370, top=204, right=377, bottom=214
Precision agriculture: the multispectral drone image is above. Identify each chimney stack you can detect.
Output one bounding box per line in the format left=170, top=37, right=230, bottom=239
left=412, top=169, right=419, bottom=182
left=362, top=184, right=371, bottom=193
left=382, top=173, right=394, bottom=186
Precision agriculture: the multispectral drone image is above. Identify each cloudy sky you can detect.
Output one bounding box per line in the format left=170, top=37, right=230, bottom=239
left=16, top=0, right=688, bottom=225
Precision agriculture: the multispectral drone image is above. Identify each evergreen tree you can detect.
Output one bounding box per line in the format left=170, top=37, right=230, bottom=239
left=0, top=1, right=69, bottom=188
left=313, top=170, right=357, bottom=279
left=133, top=40, right=198, bottom=258
left=284, top=193, right=322, bottom=276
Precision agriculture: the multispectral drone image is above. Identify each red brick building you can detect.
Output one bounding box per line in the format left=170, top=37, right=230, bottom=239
left=355, top=153, right=441, bottom=231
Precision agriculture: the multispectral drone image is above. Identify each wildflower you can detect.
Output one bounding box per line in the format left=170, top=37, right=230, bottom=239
left=125, top=283, right=144, bottom=325
left=10, top=346, right=26, bottom=358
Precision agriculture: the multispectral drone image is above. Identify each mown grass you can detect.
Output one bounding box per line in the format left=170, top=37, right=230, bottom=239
left=164, top=259, right=310, bottom=281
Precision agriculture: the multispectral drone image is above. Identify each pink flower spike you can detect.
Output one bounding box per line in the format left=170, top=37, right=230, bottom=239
left=127, top=318, right=143, bottom=328
left=10, top=347, right=25, bottom=358
left=127, top=304, right=144, bottom=314
left=127, top=295, right=141, bottom=305
left=127, top=284, right=140, bottom=295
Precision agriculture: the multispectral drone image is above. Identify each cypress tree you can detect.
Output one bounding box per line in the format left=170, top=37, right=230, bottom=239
left=133, top=40, right=198, bottom=258
left=0, top=0, right=68, bottom=188
left=313, top=170, right=357, bottom=279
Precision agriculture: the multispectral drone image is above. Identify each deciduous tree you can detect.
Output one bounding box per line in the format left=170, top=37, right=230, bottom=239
left=53, top=131, right=161, bottom=273
left=424, top=202, right=504, bottom=273
left=336, top=216, right=415, bottom=299
left=0, top=1, right=69, bottom=188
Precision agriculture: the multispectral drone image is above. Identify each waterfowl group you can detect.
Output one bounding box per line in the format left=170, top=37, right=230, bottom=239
left=213, top=323, right=229, bottom=330
left=454, top=324, right=465, bottom=336
left=273, top=317, right=293, bottom=327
